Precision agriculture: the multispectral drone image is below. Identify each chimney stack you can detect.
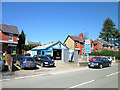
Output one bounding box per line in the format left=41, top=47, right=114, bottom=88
left=79, top=33, right=83, bottom=38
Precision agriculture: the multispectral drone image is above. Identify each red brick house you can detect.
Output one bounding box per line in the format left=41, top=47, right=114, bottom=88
left=93, top=39, right=116, bottom=52
left=64, top=33, right=96, bottom=55
left=64, top=33, right=85, bottom=55
left=0, top=24, right=19, bottom=54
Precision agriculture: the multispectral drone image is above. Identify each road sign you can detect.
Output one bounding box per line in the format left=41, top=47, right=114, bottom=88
left=85, top=39, right=91, bottom=53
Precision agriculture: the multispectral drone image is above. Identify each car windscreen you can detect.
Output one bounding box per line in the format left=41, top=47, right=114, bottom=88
left=96, top=58, right=101, bottom=60
left=95, top=59, right=102, bottom=61
left=39, top=56, right=50, bottom=60
left=25, top=58, right=34, bottom=61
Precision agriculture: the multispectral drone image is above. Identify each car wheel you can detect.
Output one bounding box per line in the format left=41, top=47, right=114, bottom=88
left=99, top=64, right=103, bottom=69
left=41, top=63, right=44, bottom=67
left=88, top=66, right=91, bottom=68
left=52, top=64, right=55, bottom=67
left=34, top=65, right=36, bottom=69
left=108, top=63, right=111, bottom=67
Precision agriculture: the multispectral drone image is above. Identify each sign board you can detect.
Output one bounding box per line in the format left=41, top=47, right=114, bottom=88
left=85, top=39, right=91, bottom=53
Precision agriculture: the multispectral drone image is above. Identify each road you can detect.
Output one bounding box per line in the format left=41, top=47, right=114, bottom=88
left=1, top=63, right=120, bottom=89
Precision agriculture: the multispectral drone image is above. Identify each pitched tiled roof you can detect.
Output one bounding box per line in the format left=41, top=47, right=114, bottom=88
left=32, top=41, right=59, bottom=50
left=0, top=24, right=19, bottom=35
left=98, top=40, right=114, bottom=46
left=69, top=35, right=84, bottom=42
left=32, top=41, right=69, bottom=50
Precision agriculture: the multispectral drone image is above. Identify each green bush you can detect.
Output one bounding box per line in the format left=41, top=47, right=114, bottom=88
left=90, top=50, right=120, bottom=60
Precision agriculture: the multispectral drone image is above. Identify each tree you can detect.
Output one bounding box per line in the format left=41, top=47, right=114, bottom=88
left=21, top=44, right=37, bottom=51
left=18, top=30, right=26, bottom=54
left=111, top=28, right=119, bottom=46
left=116, top=29, right=120, bottom=49
left=99, top=17, right=115, bottom=42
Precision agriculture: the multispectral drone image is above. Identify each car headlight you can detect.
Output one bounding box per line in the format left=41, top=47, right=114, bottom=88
left=44, top=62, right=48, bottom=64
left=96, top=63, right=98, bottom=65
left=88, top=62, right=91, bottom=65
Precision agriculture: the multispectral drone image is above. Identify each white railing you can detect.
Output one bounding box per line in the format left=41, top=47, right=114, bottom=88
left=78, top=55, right=116, bottom=62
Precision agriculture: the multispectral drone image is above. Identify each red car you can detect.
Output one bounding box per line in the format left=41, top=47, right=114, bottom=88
left=89, top=56, right=102, bottom=62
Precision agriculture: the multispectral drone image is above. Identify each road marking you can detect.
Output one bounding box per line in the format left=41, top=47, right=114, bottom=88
left=14, top=74, right=44, bottom=80
left=106, top=71, right=120, bottom=77
left=15, top=77, right=25, bottom=80
left=67, top=80, right=95, bottom=89
left=2, top=79, right=10, bottom=81
left=51, top=68, right=88, bottom=75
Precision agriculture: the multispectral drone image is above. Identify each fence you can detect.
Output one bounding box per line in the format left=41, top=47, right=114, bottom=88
left=78, top=55, right=116, bottom=62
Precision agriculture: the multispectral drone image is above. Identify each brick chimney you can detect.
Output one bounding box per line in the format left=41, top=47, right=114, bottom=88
left=97, top=39, right=99, bottom=41
left=79, top=33, right=83, bottom=38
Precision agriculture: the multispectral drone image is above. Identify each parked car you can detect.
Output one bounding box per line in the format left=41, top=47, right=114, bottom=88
left=33, top=55, right=55, bottom=67
left=88, top=57, right=111, bottom=69
left=106, top=57, right=113, bottom=62
left=46, top=55, right=54, bottom=60
left=0, top=56, right=5, bottom=71
left=89, top=56, right=102, bottom=62
left=16, top=56, right=37, bottom=69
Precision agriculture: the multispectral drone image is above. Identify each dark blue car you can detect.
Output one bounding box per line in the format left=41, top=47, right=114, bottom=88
left=88, top=57, right=111, bottom=69
left=33, top=55, right=55, bottom=67
left=16, top=56, right=37, bottom=69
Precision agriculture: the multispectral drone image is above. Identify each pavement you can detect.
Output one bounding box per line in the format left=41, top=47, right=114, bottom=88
left=1, top=62, right=120, bottom=89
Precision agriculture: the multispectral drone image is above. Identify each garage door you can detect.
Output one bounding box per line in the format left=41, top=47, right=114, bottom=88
left=53, top=49, right=62, bottom=60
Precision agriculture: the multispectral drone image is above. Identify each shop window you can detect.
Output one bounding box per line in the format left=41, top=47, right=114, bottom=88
left=9, top=34, right=13, bottom=41
left=37, top=51, right=41, bottom=55
left=46, top=51, right=52, bottom=55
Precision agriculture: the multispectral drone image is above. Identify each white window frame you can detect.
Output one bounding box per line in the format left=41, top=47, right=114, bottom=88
left=9, top=34, right=13, bottom=41
left=76, top=42, right=78, bottom=47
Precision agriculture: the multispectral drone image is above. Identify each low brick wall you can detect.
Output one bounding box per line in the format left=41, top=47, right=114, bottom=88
left=78, top=61, right=88, bottom=66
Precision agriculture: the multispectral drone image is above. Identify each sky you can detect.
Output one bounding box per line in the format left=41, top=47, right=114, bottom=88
left=2, top=2, right=118, bottom=45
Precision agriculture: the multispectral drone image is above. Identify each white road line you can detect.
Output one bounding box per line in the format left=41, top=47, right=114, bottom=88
left=15, top=74, right=46, bottom=80
left=15, top=77, right=25, bottom=80
left=2, top=79, right=10, bottom=81
left=51, top=68, right=88, bottom=75
left=106, top=71, right=120, bottom=77
left=67, top=80, right=95, bottom=89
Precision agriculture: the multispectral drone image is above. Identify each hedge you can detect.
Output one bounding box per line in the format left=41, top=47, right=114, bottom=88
left=90, top=50, right=120, bottom=60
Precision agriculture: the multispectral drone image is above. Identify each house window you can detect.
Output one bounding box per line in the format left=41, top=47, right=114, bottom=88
left=78, top=50, right=80, bottom=54
left=76, top=42, right=78, bottom=47
left=9, top=34, right=13, bottom=41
